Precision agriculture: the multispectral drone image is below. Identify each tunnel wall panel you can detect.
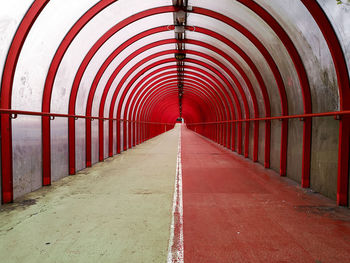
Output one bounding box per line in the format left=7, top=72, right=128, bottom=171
left=270, top=121, right=281, bottom=173
left=12, top=116, right=42, bottom=199
left=241, top=124, right=246, bottom=155
left=113, top=120, right=117, bottom=155
left=311, top=117, right=339, bottom=200
left=91, top=119, right=99, bottom=165
left=318, top=0, right=350, bottom=78
left=286, top=120, right=303, bottom=183
left=258, top=121, right=265, bottom=165
left=0, top=2, right=33, bottom=85
left=75, top=119, right=86, bottom=172
left=249, top=125, right=254, bottom=160
left=51, top=118, right=69, bottom=182
left=120, top=122, right=124, bottom=152
left=104, top=120, right=109, bottom=159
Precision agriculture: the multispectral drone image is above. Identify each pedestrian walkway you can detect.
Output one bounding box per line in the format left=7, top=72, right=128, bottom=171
left=0, top=126, right=180, bottom=263
left=182, top=126, right=350, bottom=263
left=1, top=125, right=350, bottom=263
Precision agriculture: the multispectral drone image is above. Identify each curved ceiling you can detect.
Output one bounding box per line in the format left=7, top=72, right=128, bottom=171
left=1, top=0, right=350, bottom=205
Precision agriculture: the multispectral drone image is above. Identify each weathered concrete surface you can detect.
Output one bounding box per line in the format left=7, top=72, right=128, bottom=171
left=0, top=126, right=179, bottom=263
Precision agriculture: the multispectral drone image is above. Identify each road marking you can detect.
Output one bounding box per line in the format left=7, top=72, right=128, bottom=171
left=167, top=125, right=184, bottom=263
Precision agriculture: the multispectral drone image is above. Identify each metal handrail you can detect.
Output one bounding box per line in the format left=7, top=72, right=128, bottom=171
left=186, top=110, right=350, bottom=125
left=0, top=108, right=174, bottom=125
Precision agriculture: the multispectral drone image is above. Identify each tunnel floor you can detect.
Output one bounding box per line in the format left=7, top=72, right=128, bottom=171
left=0, top=127, right=179, bottom=263
left=181, top=126, right=350, bottom=262
left=1, top=125, right=350, bottom=262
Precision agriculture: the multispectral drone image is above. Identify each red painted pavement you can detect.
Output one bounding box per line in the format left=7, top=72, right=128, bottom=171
left=181, top=126, right=350, bottom=263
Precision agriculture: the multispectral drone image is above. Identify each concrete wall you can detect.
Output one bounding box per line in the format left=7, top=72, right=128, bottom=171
left=257, top=0, right=346, bottom=203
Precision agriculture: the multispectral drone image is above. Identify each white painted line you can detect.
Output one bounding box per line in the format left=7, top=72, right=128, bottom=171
left=167, top=125, right=184, bottom=263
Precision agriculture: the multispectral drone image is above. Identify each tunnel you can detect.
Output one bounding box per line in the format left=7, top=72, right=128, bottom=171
left=0, top=0, right=350, bottom=262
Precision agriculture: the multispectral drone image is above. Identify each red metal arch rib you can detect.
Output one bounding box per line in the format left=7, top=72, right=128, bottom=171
left=110, top=58, right=236, bottom=154
left=134, top=82, right=220, bottom=140
left=122, top=67, right=233, bottom=146
left=135, top=85, right=223, bottom=144
left=139, top=94, right=203, bottom=139
left=101, top=59, right=235, bottom=155
left=142, top=91, right=210, bottom=130
left=94, top=52, right=238, bottom=157
left=126, top=50, right=246, bottom=153
left=120, top=68, right=224, bottom=143
left=146, top=94, right=214, bottom=137
left=127, top=73, right=232, bottom=148
left=133, top=85, right=219, bottom=145
left=133, top=82, right=223, bottom=139
left=129, top=75, right=225, bottom=146
left=122, top=65, right=236, bottom=149
left=143, top=89, right=215, bottom=124
left=130, top=77, right=225, bottom=128
left=148, top=96, right=206, bottom=129
left=108, top=53, right=242, bottom=154
left=124, top=70, right=227, bottom=150
left=0, top=0, right=50, bottom=203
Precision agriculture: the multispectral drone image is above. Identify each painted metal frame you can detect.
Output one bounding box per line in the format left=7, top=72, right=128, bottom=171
left=1, top=1, right=349, bottom=207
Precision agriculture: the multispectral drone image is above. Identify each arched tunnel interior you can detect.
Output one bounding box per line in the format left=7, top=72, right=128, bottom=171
left=0, top=0, right=350, bottom=262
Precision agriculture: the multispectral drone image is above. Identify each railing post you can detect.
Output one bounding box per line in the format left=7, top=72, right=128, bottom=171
left=68, top=115, right=76, bottom=175
left=42, top=115, right=52, bottom=183
left=98, top=118, right=104, bottom=162
left=1, top=114, right=13, bottom=203
left=117, top=120, right=121, bottom=154
left=337, top=116, right=350, bottom=206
